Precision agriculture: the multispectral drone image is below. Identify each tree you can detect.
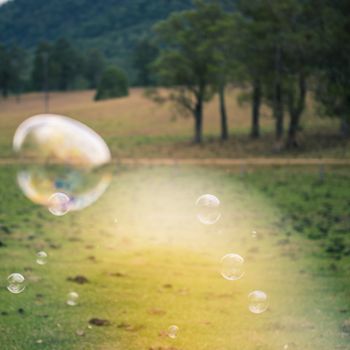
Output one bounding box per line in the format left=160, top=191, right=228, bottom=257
left=237, top=0, right=313, bottom=147
left=206, top=6, right=239, bottom=141
left=8, top=45, right=27, bottom=102
left=132, top=38, right=159, bottom=87
left=50, top=38, right=82, bottom=90
left=32, top=39, right=85, bottom=92
left=31, top=42, right=53, bottom=92
left=0, top=43, right=26, bottom=99
left=237, top=0, right=286, bottom=143
left=314, top=0, right=350, bottom=137
left=0, top=44, right=12, bottom=98
left=85, top=49, right=106, bottom=89
left=95, top=66, right=129, bottom=101
left=152, top=0, right=220, bottom=144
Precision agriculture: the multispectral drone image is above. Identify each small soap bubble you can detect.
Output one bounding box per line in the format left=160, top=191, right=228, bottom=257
left=76, top=329, right=85, bottom=336
left=196, top=194, right=221, bottom=225
left=36, top=339, right=43, bottom=344
left=220, top=253, right=245, bottom=281
left=67, top=291, right=79, bottom=306
left=283, top=343, right=297, bottom=350
left=167, top=325, right=179, bottom=339
left=7, top=273, right=26, bottom=294
left=48, top=192, right=70, bottom=216
left=251, top=230, right=257, bottom=239
left=36, top=251, right=48, bottom=265
left=248, top=290, right=268, bottom=314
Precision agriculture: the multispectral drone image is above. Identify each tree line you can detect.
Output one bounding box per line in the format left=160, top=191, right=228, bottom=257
left=1, top=0, right=349, bottom=148
left=141, top=0, right=350, bottom=147
left=0, top=38, right=129, bottom=101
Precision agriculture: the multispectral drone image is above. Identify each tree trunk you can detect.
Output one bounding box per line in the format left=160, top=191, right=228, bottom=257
left=286, top=111, right=299, bottom=148
left=286, top=73, right=307, bottom=148
left=251, top=79, right=261, bottom=139
left=274, top=81, right=284, bottom=141
left=219, top=84, right=228, bottom=141
left=194, top=98, right=203, bottom=144
left=274, top=45, right=284, bottom=142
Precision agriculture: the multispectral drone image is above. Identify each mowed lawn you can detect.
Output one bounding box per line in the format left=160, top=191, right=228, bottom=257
left=0, top=164, right=349, bottom=350
left=0, top=89, right=349, bottom=159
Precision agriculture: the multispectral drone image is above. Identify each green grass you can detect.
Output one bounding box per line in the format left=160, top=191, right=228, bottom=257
left=0, top=165, right=349, bottom=349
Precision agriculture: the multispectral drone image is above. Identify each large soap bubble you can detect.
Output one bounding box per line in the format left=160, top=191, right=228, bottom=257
left=13, top=114, right=112, bottom=212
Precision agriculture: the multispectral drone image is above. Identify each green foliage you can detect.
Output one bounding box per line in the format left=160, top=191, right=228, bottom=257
left=50, top=38, right=83, bottom=90
left=132, top=38, right=159, bottom=87
left=0, top=0, right=194, bottom=82
left=30, top=39, right=106, bottom=92
left=314, top=0, right=350, bottom=133
left=31, top=39, right=86, bottom=91
left=95, top=66, right=129, bottom=101
left=152, top=0, right=231, bottom=142
left=0, top=43, right=27, bottom=97
left=84, top=49, right=106, bottom=89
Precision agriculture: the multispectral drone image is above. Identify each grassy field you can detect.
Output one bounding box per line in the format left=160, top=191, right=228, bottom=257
left=0, top=164, right=349, bottom=350
left=0, top=89, right=350, bottom=159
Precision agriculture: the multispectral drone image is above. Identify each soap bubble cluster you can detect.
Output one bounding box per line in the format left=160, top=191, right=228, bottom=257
left=13, top=114, right=112, bottom=212
left=8, top=113, right=277, bottom=344
left=220, top=253, right=245, bottom=281
left=195, top=194, right=221, bottom=225
left=7, top=273, right=26, bottom=294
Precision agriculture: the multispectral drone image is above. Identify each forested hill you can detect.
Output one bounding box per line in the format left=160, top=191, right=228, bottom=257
left=0, top=0, right=193, bottom=74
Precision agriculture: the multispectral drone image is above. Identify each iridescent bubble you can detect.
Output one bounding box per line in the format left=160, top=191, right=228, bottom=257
left=195, top=194, right=221, bottom=225
left=7, top=273, right=26, bottom=294
left=167, top=325, right=179, bottom=339
left=13, top=114, right=112, bottom=212
left=220, top=253, right=245, bottom=281
left=36, top=251, right=48, bottom=265
left=48, top=192, right=70, bottom=216
left=248, top=290, right=268, bottom=314
left=67, top=291, right=79, bottom=306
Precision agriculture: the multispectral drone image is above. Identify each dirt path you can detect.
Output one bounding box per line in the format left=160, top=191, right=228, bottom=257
left=0, top=157, right=350, bottom=166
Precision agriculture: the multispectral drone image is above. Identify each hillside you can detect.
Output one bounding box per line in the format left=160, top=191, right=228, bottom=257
left=0, top=0, right=193, bottom=78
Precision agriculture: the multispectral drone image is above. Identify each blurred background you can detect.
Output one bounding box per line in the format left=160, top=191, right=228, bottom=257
left=0, top=1, right=349, bottom=350
left=0, top=0, right=349, bottom=157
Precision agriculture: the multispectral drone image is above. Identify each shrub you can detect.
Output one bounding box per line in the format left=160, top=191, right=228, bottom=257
left=94, top=66, right=128, bottom=101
